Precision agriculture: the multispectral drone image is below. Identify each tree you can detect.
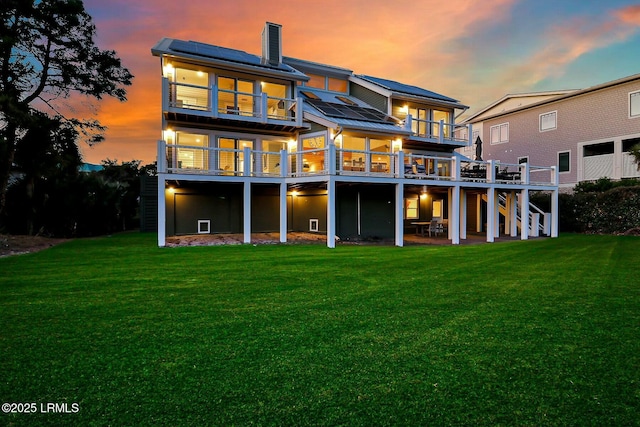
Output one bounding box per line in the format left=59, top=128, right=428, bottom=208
left=0, top=0, right=133, bottom=222
left=12, top=111, right=82, bottom=234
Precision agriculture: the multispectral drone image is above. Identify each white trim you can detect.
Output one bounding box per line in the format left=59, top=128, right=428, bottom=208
left=630, top=90, right=640, bottom=119
left=557, top=150, right=571, bottom=173
left=197, top=219, right=210, bottom=234
left=490, top=122, right=509, bottom=144
left=539, top=110, right=557, bottom=132
left=309, top=218, right=319, bottom=232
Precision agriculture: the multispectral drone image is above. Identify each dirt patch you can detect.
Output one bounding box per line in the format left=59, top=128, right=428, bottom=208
left=165, top=232, right=331, bottom=247
left=0, top=234, right=68, bottom=258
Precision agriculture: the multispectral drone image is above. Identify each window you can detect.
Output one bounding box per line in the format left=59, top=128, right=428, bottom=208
left=301, top=135, right=326, bottom=172
left=405, top=198, right=419, bottom=219
left=261, top=81, right=288, bottom=119
left=170, top=67, right=209, bottom=110
left=490, top=123, right=509, bottom=144
left=176, top=132, right=208, bottom=170
left=540, top=111, right=557, bottom=131
left=305, top=73, right=325, bottom=89
left=299, top=90, right=320, bottom=100
left=558, top=151, right=570, bottom=172
left=409, top=107, right=428, bottom=137
left=630, top=91, right=640, bottom=118
left=328, top=77, right=347, bottom=93
left=432, top=110, right=451, bottom=138
left=336, top=96, right=357, bottom=106
left=217, top=76, right=254, bottom=116
left=218, top=138, right=253, bottom=173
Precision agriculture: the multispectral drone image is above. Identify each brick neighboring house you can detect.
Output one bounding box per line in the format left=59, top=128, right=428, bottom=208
left=459, top=74, right=640, bottom=191
left=151, top=22, right=559, bottom=247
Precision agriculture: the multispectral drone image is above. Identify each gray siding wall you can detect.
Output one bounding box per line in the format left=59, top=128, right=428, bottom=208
left=350, top=82, right=388, bottom=112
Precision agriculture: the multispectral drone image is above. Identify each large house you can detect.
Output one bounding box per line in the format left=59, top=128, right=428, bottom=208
left=460, top=75, right=640, bottom=190
left=151, top=22, right=559, bottom=248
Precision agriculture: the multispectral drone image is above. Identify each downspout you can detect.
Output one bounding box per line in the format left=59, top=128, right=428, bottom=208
left=454, top=106, right=469, bottom=120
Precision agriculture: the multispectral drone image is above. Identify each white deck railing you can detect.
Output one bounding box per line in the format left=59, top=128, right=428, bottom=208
left=403, top=115, right=472, bottom=146
left=157, top=141, right=557, bottom=186
left=162, top=77, right=303, bottom=126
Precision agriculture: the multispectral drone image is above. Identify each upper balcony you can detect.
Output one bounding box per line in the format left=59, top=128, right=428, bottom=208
left=157, top=140, right=558, bottom=188
left=403, top=114, right=472, bottom=147
left=161, top=77, right=307, bottom=132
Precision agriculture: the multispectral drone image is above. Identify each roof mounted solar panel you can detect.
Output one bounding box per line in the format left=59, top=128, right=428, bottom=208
left=306, top=99, right=396, bottom=124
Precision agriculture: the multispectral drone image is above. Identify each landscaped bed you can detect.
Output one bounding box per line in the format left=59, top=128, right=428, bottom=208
left=1, top=233, right=638, bottom=425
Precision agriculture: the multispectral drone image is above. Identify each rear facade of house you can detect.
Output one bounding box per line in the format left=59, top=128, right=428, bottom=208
left=152, top=22, right=559, bottom=247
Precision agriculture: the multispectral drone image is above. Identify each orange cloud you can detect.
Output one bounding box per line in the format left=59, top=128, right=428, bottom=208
left=615, top=4, right=640, bottom=25
left=81, top=0, right=519, bottom=164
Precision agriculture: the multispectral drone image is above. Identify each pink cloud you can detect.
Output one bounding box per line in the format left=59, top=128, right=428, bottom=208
left=79, top=0, right=518, bottom=163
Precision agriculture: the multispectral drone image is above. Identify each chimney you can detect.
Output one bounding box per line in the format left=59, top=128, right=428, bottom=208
left=262, top=22, right=282, bottom=66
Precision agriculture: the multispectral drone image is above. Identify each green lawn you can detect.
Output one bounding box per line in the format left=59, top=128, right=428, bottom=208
left=1, top=233, right=639, bottom=426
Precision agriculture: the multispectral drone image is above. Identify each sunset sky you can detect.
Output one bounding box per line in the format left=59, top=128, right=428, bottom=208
left=79, top=0, right=640, bottom=165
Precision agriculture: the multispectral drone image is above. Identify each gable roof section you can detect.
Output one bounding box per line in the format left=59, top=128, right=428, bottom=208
left=475, top=73, right=640, bottom=122
left=151, top=38, right=308, bottom=81
left=353, top=75, right=467, bottom=109
left=462, top=90, right=577, bottom=124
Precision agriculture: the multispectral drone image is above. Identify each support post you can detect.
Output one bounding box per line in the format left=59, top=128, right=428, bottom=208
left=243, top=146, right=251, bottom=176
left=157, top=174, right=166, bottom=247
left=243, top=182, right=251, bottom=244
left=327, top=179, right=336, bottom=248
left=280, top=182, right=287, bottom=243
left=451, top=185, right=460, bottom=244
left=494, top=191, right=500, bottom=239
left=459, top=188, right=467, bottom=240
left=510, top=192, right=518, bottom=237
left=486, top=188, right=495, bottom=243
left=551, top=188, right=559, bottom=238
left=395, top=183, right=404, bottom=247
left=476, top=194, right=482, bottom=233
left=520, top=188, right=530, bottom=240
left=280, top=149, right=288, bottom=177
left=328, top=144, right=336, bottom=175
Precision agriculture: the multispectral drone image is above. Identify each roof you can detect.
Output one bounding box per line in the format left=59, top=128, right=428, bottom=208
left=300, top=88, right=408, bottom=135
left=354, top=74, right=463, bottom=106
left=151, top=38, right=308, bottom=81
left=461, top=90, right=577, bottom=124
left=474, top=73, right=640, bottom=122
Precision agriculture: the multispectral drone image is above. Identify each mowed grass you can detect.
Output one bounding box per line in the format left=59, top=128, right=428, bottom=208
left=1, top=233, right=639, bottom=426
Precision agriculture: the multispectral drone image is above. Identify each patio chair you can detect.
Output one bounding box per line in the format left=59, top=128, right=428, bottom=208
left=428, top=219, right=443, bottom=237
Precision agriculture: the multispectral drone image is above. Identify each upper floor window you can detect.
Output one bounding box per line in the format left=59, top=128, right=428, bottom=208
left=305, top=74, right=325, bottom=89
left=302, top=73, right=347, bottom=93
left=166, top=66, right=209, bottom=110
left=490, top=123, right=509, bottom=144
left=540, top=111, right=557, bottom=131
left=630, top=90, right=640, bottom=118
left=432, top=110, right=451, bottom=138
left=217, top=76, right=254, bottom=116
left=328, top=77, right=347, bottom=93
